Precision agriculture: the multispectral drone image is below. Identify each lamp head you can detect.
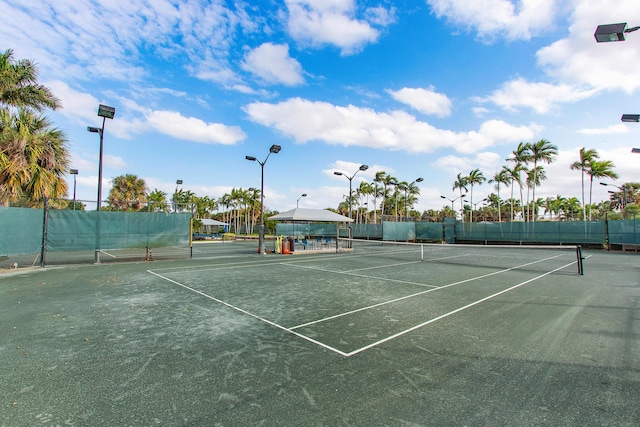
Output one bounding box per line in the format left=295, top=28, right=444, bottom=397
left=302, top=193, right=307, bottom=197
left=416, top=177, right=424, bottom=183
left=176, top=179, right=183, bottom=185
left=269, top=144, right=281, bottom=154
left=440, top=195, right=446, bottom=199
left=70, top=169, right=78, bottom=175
left=97, top=104, right=115, bottom=119
left=334, top=171, right=343, bottom=176
left=87, top=126, right=101, bottom=134
left=632, top=148, right=640, bottom=154
left=359, top=165, right=369, bottom=171
left=245, top=155, right=257, bottom=162
left=621, top=114, right=640, bottom=123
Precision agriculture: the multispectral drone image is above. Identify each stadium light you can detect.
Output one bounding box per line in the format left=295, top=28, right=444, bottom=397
left=245, top=144, right=282, bottom=254
left=333, top=164, right=368, bottom=221
left=600, top=182, right=627, bottom=207
left=174, top=179, right=183, bottom=213
left=621, top=114, right=640, bottom=122
left=70, top=169, right=78, bottom=210
left=87, top=104, right=115, bottom=264
left=297, top=193, right=307, bottom=208
left=594, top=23, right=640, bottom=43
left=441, top=194, right=464, bottom=219
left=632, top=148, right=640, bottom=153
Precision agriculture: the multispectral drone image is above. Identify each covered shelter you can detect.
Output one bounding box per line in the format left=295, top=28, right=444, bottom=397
left=268, top=208, right=353, bottom=253
left=198, top=218, right=229, bottom=236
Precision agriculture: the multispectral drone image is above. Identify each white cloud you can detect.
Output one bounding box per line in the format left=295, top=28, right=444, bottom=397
left=145, top=110, right=246, bottom=145
left=242, top=43, right=305, bottom=86
left=536, top=0, right=640, bottom=93
left=285, top=0, right=393, bottom=55
left=479, top=77, right=597, bottom=113
left=387, top=87, right=453, bottom=117
left=577, top=124, right=629, bottom=135
left=244, top=97, right=540, bottom=154
left=426, top=0, right=556, bottom=41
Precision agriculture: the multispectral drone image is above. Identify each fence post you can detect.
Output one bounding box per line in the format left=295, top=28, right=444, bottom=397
left=40, top=198, right=48, bottom=267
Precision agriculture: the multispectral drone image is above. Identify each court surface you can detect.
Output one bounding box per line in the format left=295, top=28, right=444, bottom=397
left=1, top=240, right=639, bottom=426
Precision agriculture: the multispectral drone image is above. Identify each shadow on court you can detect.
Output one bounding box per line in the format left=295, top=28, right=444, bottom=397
left=1, top=241, right=639, bottom=426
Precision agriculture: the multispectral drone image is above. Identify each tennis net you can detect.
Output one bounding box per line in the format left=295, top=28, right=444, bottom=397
left=336, top=238, right=584, bottom=275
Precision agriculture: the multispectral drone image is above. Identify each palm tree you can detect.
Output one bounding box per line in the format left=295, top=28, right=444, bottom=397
left=528, top=139, right=557, bottom=221
left=587, top=160, right=619, bottom=219
left=147, top=189, right=169, bottom=212
left=377, top=172, right=397, bottom=220
left=488, top=167, right=511, bottom=222
left=0, top=109, right=69, bottom=206
left=0, top=49, right=61, bottom=112
left=467, top=168, right=486, bottom=223
left=107, top=174, right=148, bottom=211
left=453, top=173, right=468, bottom=221
left=570, top=148, right=599, bottom=222
left=506, top=142, right=531, bottom=220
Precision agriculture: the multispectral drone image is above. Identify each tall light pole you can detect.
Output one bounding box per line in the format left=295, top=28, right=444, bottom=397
left=334, top=164, right=368, bottom=221
left=70, top=169, right=78, bottom=210
left=441, top=195, right=464, bottom=219
left=246, top=144, right=281, bottom=254
left=87, top=104, right=115, bottom=263
left=403, top=177, right=423, bottom=221
left=297, top=193, right=307, bottom=208
left=174, top=179, right=183, bottom=213
left=87, top=104, right=115, bottom=211
left=600, top=182, right=627, bottom=208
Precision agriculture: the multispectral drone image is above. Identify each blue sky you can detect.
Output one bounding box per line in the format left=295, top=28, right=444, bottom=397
left=2, top=0, right=640, bottom=213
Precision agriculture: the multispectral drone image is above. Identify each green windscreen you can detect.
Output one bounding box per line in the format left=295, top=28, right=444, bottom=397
left=46, top=210, right=191, bottom=251
left=0, top=207, right=43, bottom=255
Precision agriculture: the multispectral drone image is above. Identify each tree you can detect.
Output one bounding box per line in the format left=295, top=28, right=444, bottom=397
left=587, top=159, right=618, bottom=220
left=528, top=139, right=557, bottom=222
left=488, top=167, right=511, bottom=222
left=1, top=50, right=67, bottom=206
left=466, top=168, right=486, bottom=222
left=453, top=173, right=468, bottom=221
left=0, top=109, right=69, bottom=206
left=0, top=49, right=61, bottom=112
left=147, top=189, right=169, bottom=212
left=570, top=148, right=599, bottom=222
left=506, top=143, right=531, bottom=220
left=107, top=174, right=148, bottom=211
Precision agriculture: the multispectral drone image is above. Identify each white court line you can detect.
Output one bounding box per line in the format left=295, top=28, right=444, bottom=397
left=148, top=252, right=578, bottom=357
left=146, top=269, right=350, bottom=357
left=287, top=253, right=564, bottom=330
left=343, top=258, right=577, bottom=357
left=99, top=250, right=117, bottom=259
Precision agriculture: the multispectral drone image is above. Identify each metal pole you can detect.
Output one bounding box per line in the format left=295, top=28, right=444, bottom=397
left=72, top=174, right=77, bottom=210
left=95, top=117, right=105, bottom=264
left=259, top=161, right=265, bottom=254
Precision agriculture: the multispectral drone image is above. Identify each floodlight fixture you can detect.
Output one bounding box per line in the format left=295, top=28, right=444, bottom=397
left=632, top=148, right=640, bottom=153
left=269, top=144, right=281, bottom=154
left=87, top=103, right=115, bottom=263
left=594, top=23, right=640, bottom=43
left=245, top=144, right=282, bottom=254
left=622, top=114, right=640, bottom=122
left=98, top=104, right=116, bottom=119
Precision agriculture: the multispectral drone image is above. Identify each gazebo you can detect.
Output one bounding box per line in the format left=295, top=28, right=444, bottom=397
left=268, top=208, right=353, bottom=253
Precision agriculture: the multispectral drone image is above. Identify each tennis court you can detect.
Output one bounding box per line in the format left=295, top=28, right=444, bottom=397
left=2, top=240, right=639, bottom=425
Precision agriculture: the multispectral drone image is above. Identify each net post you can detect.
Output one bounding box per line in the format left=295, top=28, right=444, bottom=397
left=421, top=243, right=424, bottom=261
left=576, top=245, right=584, bottom=275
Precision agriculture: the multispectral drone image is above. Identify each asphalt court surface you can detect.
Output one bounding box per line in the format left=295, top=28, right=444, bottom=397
left=2, top=240, right=639, bottom=426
